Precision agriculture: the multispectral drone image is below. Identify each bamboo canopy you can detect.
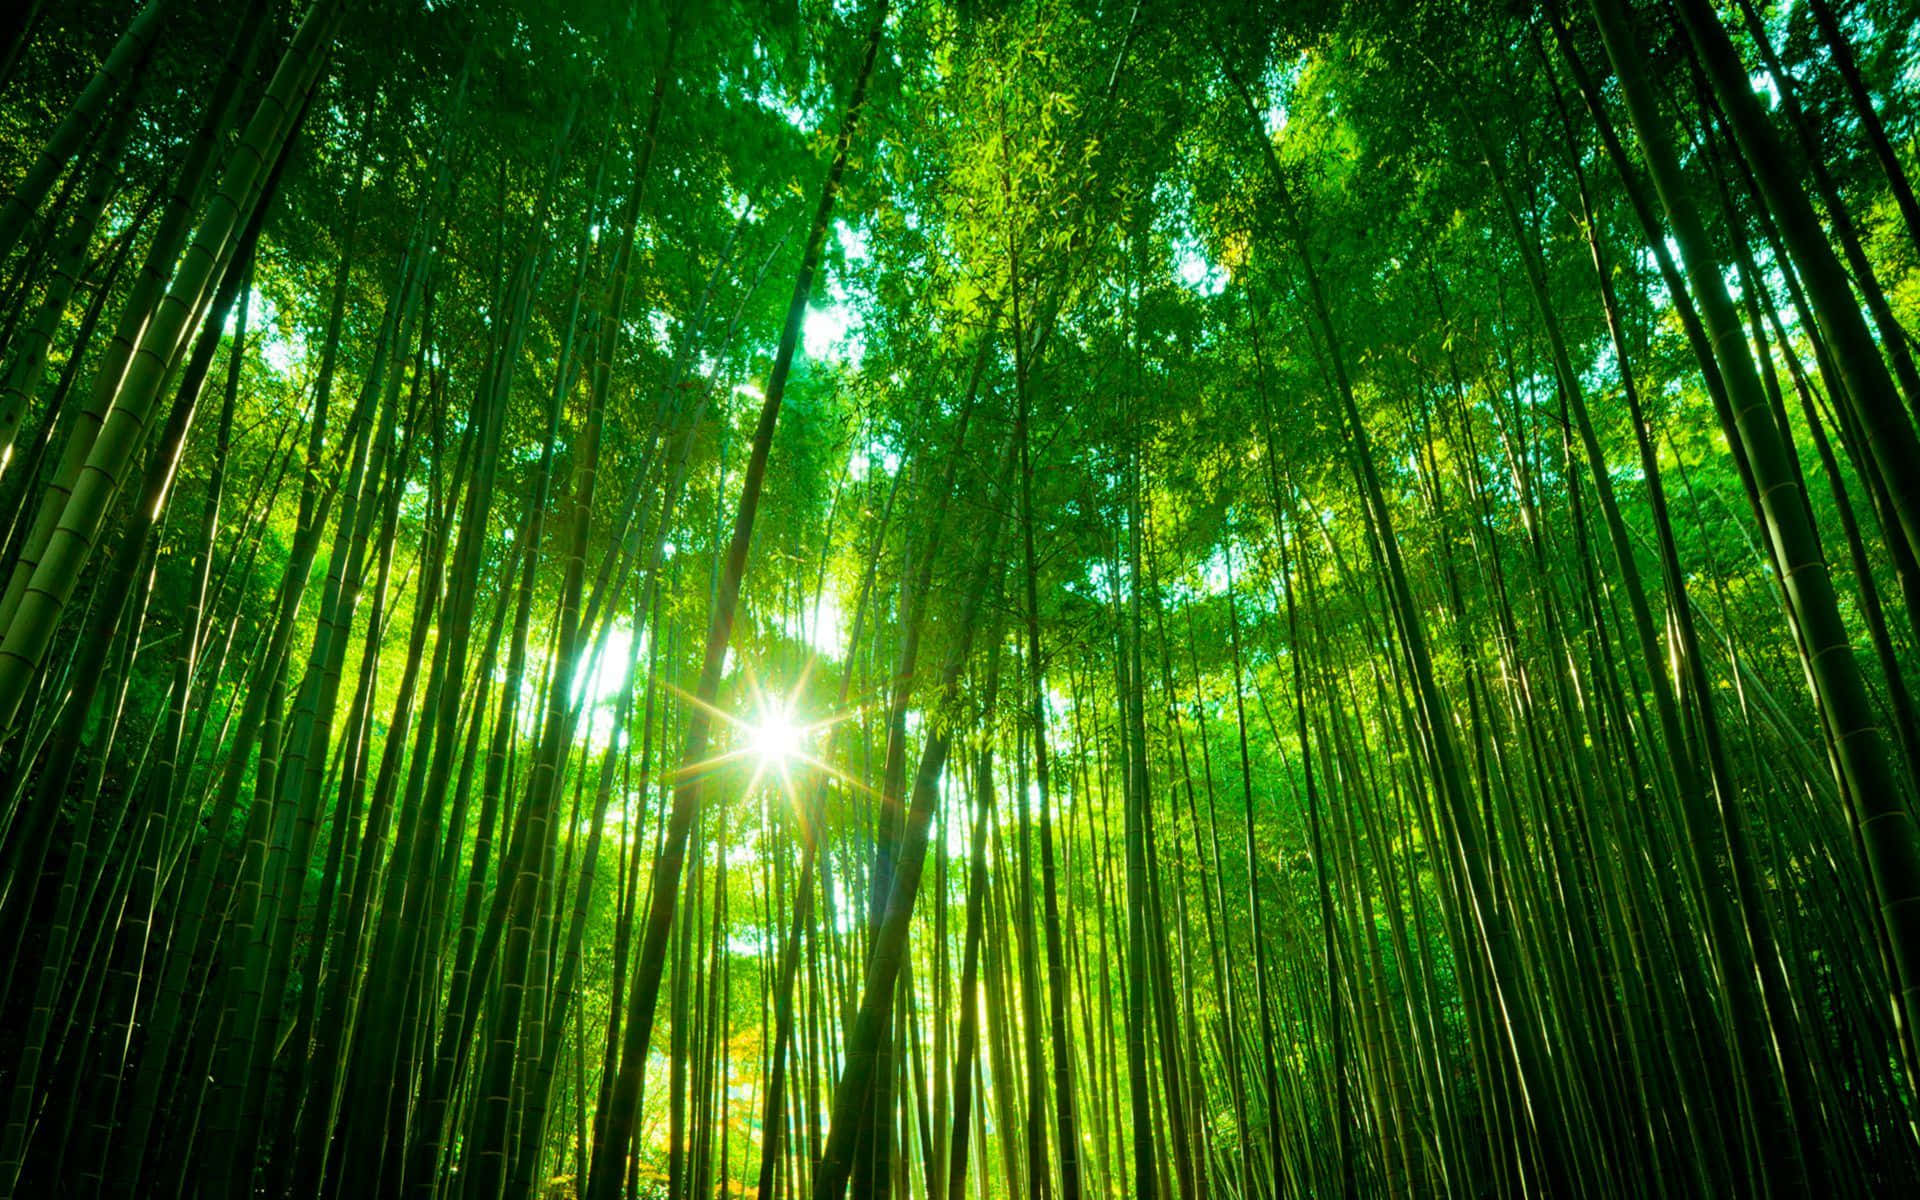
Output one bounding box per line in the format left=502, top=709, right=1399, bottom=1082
left=1, top=0, right=1919, bottom=1195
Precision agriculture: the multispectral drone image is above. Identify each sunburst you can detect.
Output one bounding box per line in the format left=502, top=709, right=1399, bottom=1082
left=744, top=702, right=806, bottom=771
left=653, top=655, right=885, bottom=827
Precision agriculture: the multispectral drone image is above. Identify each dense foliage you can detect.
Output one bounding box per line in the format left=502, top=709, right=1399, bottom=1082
left=2, top=0, right=1919, bottom=1196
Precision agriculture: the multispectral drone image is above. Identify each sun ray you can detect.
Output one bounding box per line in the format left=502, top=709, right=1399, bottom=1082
left=646, top=667, right=888, bottom=811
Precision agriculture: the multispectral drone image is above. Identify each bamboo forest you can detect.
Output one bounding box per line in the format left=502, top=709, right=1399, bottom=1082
left=14, top=0, right=1920, bottom=1195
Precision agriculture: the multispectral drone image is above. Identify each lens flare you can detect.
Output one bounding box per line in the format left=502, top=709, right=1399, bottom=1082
left=747, top=707, right=806, bottom=768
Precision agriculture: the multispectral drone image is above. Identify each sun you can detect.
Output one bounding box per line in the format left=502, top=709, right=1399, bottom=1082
left=746, top=705, right=806, bottom=769
left=659, top=660, right=878, bottom=814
